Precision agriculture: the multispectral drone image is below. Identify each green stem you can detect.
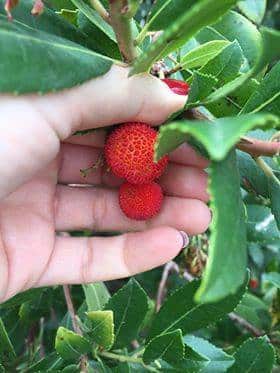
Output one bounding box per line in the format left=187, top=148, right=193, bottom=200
left=134, top=23, right=149, bottom=45
left=89, top=0, right=110, bottom=23
left=109, top=0, right=138, bottom=62
left=254, top=157, right=280, bottom=187
left=99, top=351, right=160, bottom=372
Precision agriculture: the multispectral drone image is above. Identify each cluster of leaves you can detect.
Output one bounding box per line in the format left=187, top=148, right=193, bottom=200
left=0, top=0, right=279, bottom=371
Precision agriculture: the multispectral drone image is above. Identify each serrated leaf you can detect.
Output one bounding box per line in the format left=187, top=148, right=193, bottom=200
left=187, top=71, right=218, bottom=107
left=195, top=150, right=247, bottom=302
left=147, top=275, right=247, bottom=341
left=0, top=317, right=16, bottom=364
left=104, top=278, right=148, bottom=348
left=0, top=17, right=112, bottom=93
left=0, top=288, right=47, bottom=310
left=155, top=114, right=279, bottom=162
left=83, top=282, right=110, bottom=311
left=184, top=335, right=235, bottom=372
left=263, top=272, right=280, bottom=288
left=180, top=40, right=230, bottom=70
left=200, top=40, right=244, bottom=87
left=228, top=337, right=275, bottom=373
left=241, top=61, right=280, bottom=116
left=55, top=327, right=91, bottom=360
left=130, top=0, right=239, bottom=75
left=247, top=205, right=280, bottom=245
left=269, top=176, right=280, bottom=230
left=238, top=0, right=266, bottom=24
left=143, top=329, right=184, bottom=365
left=87, top=311, right=114, bottom=350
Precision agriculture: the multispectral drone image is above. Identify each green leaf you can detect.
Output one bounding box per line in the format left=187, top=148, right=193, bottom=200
left=0, top=288, right=47, bottom=309
left=143, top=329, right=184, bottom=365
left=24, top=352, right=64, bottom=373
left=147, top=275, right=247, bottom=341
left=238, top=0, right=267, bottom=24
left=55, top=327, right=91, bottom=360
left=0, top=0, right=90, bottom=47
left=263, top=272, right=280, bottom=288
left=0, top=317, right=16, bottom=364
left=196, top=10, right=261, bottom=69
left=86, top=311, right=114, bottom=350
left=241, top=61, right=280, bottom=116
left=187, top=71, right=218, bottom=107
left=155, top=114, right=279, bottom=162
left=247, top=205, right=280, bottom=245
left=200, top=40, right=244, bottom=87
left=228, top=337, right=275, bottom=373
left=269, top=176, right=280, bottom=230
left=105, top=278, right=148, bottom=348
left=184, top=335, right=235, bottom=372
left=0, top=17, right=112, bottom=93
left=195, top=150, right=247, bottom=302
left=130, top=0, right=239, bottom=75
left=179, top=40, right=230, bottom=70
left=83, top=282, right=110, bottom=311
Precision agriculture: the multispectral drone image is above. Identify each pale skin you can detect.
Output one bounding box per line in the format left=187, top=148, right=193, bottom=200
left=0, top=66, right=211, bottom=302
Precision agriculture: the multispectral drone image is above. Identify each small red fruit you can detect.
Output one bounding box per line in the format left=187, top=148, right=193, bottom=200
left=105, top=123, right=168, bottom=184
left=249, top=278, right=259, bottom=289
left=119, top=182, right=163, bottom=220
left=162, top=78, right=190, bottom=96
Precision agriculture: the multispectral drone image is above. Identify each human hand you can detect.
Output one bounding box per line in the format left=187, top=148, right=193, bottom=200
left=0, top=66, right=211, bottom=302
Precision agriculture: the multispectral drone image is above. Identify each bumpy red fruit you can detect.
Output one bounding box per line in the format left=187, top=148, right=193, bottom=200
left=162, top=78, right=190, bottom=96
left=105, top=123, right=168, bottom=184
left=119, top=182, right=163, bottom=220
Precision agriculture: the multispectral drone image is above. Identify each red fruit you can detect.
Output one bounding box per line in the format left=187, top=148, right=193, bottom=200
left=162, top=78, right=190, bottom=96
left=105, top=123, right=168, bottom=184
left=249, top=278, right=259, bottom=289
left=119, top=182, right=163, bottom=220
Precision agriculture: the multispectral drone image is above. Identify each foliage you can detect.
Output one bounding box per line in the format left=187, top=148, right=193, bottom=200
left=0, top=0, right=279, bottom=371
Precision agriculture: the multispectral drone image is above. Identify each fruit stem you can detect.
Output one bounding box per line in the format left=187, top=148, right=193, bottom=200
left=89, top=0, right=111, bottom=23
left=109, top=0, right=138, bottom=63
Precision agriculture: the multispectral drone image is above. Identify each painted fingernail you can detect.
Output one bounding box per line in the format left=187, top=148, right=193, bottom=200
left=179, top=231, right=189, bottom=248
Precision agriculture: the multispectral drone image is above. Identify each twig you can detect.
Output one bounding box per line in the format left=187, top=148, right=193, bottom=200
left=109, top=0, right=138, bottom=62
left=187, top=108, right=280, bottom=158
left=229, top=312, right=264, bottom=337
left=63, top=285, right=88, bottom=372
left=156, top=261, right=194, bottom=311
left=254, top=157, right=280, bottom=186
left=89, top=0, right=110, bottom=23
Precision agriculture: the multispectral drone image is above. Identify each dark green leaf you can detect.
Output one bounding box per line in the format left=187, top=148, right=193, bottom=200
left=86, top=310, right=114, bottom=350
left=0, top=317, right=16, bottom=364
left=0, top=288, right=47, bottom=309
left=130, top=0, right=239, bottom=75
left=55, top=327, right=91, bottom=360
left=187, top=71, right=218, bottom=107
left=24, top=352, right=64, bottom=372
left=241, top=61, right=280, bottom=116
left=228, top=337, right=275, bottom=373
left=83, top=282, right=110, bottom=311
left=184, top=335, right=235, bottom=372
left=0, top=17, right=112, bottom=93
left=143, top=329, right=184, bottom=365
left=195, top=151, right=247, bottom=302
left=147, top=275, right=247, bottom=341
left=237, top=0, right=267, bottom=24
left=155, top=114, right=279, bottom=162
left=105, top=278, right=148, bottom=348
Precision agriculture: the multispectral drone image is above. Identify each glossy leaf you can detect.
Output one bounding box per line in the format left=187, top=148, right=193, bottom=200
left=262, top=272, right=280, bottom=288
left=87, top=311, right=114, bottom=350
left=228, top=337, right=275, bottom=373
left=195, top=151, right=247, bottom=302
left=0, top=17, right=112, bottom=93
left=187, top=71, right=218, bottom=107
left=180, top=40, right=230, bottom=69
left=143, top=329, right=184, bottom=365
left=184, top=335, right=235, bottom=372
left=55, top=327, right=91, bottom=360
left=0, top=317, right=16, bottom=364
left=83, top=282, right=110, bottom=311
left=24, top=352, right=64, bottom=372
left=105, top=278, right=148, bottom=348
left=155, top=114, right=279, bottom=162
left=130, top=0, right=239, bottom=75
left=147, top=275, right=247, bottom=341
left=238, top=0, right=267, bottom=24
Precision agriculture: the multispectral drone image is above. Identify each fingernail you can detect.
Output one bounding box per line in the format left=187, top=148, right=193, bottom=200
left=179, top=231, right=189, bottom=248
